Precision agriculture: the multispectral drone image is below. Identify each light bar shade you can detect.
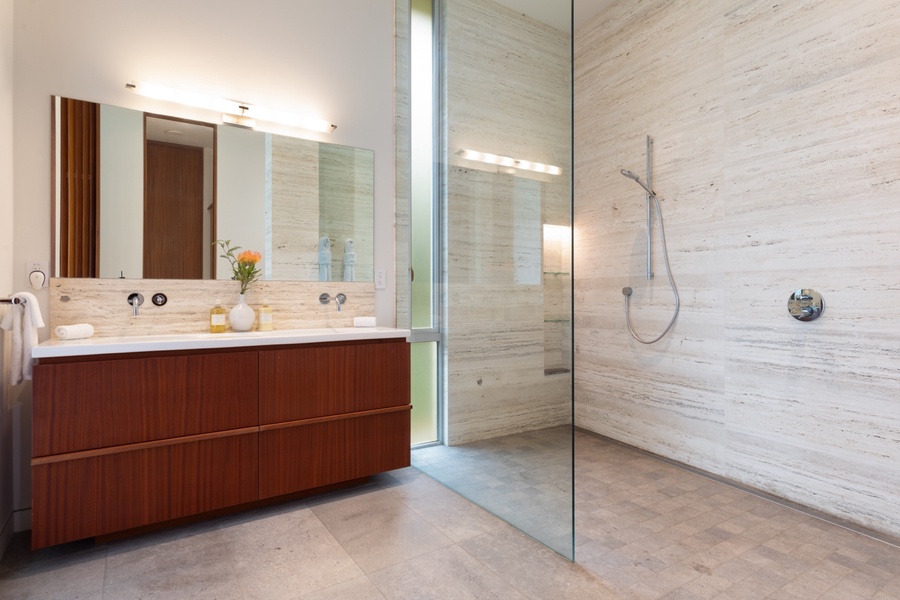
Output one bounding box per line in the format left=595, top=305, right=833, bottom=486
left=127, top=82, right=335, bottom=133
left=247, top=106, right=335, bottom=134
left=128, top=82, right=235, bottom=113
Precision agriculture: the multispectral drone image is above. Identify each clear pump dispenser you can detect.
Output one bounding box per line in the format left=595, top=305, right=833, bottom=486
left=259, top=299, right=273, bottom=331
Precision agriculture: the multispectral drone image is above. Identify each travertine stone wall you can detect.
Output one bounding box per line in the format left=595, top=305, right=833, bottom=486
left=50, top=278, right=374, bottom=338
left=574, top=0, right=900, bottom=537
left=269, top=136, right=320, bottom=281
left=268, top=137, right=374, bottom=283
left=394, top=0, right=411, bottom=330
left=319, top=144, right=375, bottom=282
left=445, top=0, right=571, bottom=444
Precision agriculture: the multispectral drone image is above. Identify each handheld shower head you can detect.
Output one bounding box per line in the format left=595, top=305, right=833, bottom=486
left=620, top=169, right=656, bottom=197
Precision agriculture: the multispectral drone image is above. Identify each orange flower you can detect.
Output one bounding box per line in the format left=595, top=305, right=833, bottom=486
left=216, top=240, right=262, bottom=295
left=237, top=250, right=262, bottom=265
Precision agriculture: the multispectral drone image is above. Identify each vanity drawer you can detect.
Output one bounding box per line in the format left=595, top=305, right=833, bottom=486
left=33, top=350, right=259, bottom=456
left=32, top=431, right=258, bottom=549
left=258, top=339, right=410, bottom=424
left=258, top=407, right=411, bottom=498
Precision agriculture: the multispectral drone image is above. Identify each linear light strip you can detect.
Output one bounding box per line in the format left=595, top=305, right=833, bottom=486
left=458, top=149, right=561, bottom=175
left=126, top=82, right=336, bottom=133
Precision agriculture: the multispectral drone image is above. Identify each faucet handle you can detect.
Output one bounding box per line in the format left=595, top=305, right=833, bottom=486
left=319, top=292, right=348, bottom=312
left=127, top=292, right=144, bottom=316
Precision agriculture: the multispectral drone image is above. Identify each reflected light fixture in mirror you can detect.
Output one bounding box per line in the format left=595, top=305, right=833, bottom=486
left=457, top=148, right=561, bottom=176
left=126, top=82, right=337, bottom=133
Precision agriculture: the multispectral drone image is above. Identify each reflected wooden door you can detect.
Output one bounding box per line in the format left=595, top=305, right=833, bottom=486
left=144, top=141, right=204, bottom=278
left=58, top=98, right=100, bottom=277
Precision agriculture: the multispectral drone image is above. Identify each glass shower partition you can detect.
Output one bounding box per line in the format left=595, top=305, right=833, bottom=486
left=411, top=0, right=574, bottom=559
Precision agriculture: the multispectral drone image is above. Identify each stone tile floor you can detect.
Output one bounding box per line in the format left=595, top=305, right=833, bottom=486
left=412, top=425, right=574, bottom=558
left=1, top=430, right=898, bottom=599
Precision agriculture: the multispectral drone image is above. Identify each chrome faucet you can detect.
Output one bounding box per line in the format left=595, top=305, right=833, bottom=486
left=127, top=293, right=144, bottom=316
left=319, top=293, right=347, bottom=312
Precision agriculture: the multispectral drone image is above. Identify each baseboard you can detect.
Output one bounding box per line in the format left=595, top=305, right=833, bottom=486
left=0, top=510, right=13, bottom=561
left=13, top=507, right=31, bottom=532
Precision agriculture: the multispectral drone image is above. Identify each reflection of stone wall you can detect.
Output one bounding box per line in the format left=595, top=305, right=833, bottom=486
left=446, top=169, right=570, bottom=444
left=445, top=0, right=571, bottom=445
left=319, top=145, right=374, bottom=282
left=269, top=137, right=374, bottom=282
left=269, top=136, right=320, bottom=280
left=542, top=226, right=571, bottom=374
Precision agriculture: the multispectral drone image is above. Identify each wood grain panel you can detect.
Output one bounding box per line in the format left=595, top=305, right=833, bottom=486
left=144, top=140, right=204, bottom=279
left=31, top=453, right=102, bottom=549
left=32, top=432, right=258, bottom=549
left=59, top=97, right=99, bottom=277
left=258, top=409, right=410, bottom=499
left=32, top=426, right=259, bottom=465
left=32, top=351, right=258, bottom=456
left=258, top=340, right=410, bottom=424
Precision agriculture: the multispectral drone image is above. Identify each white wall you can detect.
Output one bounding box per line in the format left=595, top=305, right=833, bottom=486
left=216, top=126, right=267, bottom=280
left=11, top=0, right=396, bottom=529
left=13, top=0, right=395, bottom=323
left=574, top=0, right=900, bottom=538
left=99, top=103, right=144, bottom=278
left=0, top=0, right=15, bottom=559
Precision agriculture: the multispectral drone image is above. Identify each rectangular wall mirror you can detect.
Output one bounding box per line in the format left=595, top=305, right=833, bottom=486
left=52, top=95, right=374, bottom=283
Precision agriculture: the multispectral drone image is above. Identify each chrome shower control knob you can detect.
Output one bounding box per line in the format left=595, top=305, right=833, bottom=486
left=788, top=289, right=824, bottom=321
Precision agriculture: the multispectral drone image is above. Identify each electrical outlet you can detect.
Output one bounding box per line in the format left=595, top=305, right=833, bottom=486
left=375, top=270, right=386, bottom=290
left=26, top=260, right=49, bottom=288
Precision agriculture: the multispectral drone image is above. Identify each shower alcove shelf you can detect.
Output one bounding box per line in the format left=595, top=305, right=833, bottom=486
left=541, top=222, right=571, bottom=376
left=543, top=270, right=571, bottom=376
left=30, top=332, right=411, bottom=549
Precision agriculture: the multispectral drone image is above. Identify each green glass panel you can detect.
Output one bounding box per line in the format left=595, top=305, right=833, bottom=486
left=410, top=341, right=438, bottom=445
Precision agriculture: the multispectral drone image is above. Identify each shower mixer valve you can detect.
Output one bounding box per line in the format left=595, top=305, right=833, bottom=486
left=788, top=289, right=824, bottom=321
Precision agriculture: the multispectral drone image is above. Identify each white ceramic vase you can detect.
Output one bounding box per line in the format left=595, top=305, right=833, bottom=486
left=229, top=294, right=255, bottom=332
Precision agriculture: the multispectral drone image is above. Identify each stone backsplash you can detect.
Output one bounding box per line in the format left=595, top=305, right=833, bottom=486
left=50, top=278, right=375, bottom=338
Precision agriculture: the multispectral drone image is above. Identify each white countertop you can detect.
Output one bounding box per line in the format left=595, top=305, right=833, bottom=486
left=34, top=327, right=411, bottom=358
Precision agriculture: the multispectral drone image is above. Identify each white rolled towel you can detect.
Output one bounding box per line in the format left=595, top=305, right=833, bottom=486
left=353, top=316, right=377, bottom=327
left=55, top=323, right=95, bottom=340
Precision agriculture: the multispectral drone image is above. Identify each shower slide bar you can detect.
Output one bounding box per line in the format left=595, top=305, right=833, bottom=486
left=620, top=135, right=680, bottom=344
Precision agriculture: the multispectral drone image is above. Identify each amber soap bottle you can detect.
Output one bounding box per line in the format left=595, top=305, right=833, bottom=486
left=210, top=299, right=226, bottom=333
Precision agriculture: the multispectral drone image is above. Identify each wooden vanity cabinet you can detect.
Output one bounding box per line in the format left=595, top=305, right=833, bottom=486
left=258, top=339, right=411, bottom=498
left=31, top=339, right=411, bottom=549
left=31, top=432, right=258, bottom=549
left=31, top=349, right=260, bottom=549
left=33, top=351, right=259, bottom=455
